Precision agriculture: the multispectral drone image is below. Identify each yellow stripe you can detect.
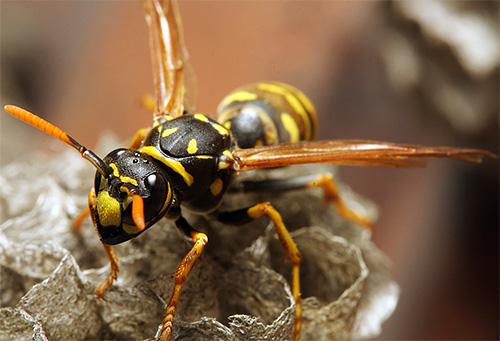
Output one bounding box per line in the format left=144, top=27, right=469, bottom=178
left=162, top=127, right=178, bottom=137
left=197, top=155, right=213, bottom=159
left=187, top=139, right=198, bottom=154
left=160, top=181, right=172, bottom=214
left=140, top=146, right=194, bottom=186
left=213, top=122, right=229, bottom=136
left=257, top=82, right=312, bottom=140
left=280, top=82, right=318, bottom=140
left=194, top=113, right=209, bottom=122
left=280, top=112, right=300, bottom=142
left=220, top=91, right=258, bottom=107
left=121, top=176, right=138, bottom=186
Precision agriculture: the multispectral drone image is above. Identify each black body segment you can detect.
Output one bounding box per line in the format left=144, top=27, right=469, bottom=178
left=140, top=114, right=234, bottom=213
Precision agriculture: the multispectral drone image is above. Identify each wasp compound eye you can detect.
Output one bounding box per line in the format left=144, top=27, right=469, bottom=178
left=145, top=174, right=157, bottom=192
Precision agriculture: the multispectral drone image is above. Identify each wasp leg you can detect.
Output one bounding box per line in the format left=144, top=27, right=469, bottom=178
left=94, top=244, right=120, bottom=299
left=73, top=206, right=90, bottom=232
left=218, top=203, right=302, bottom=341
left=87, top=188, right=120, bottom=298
left=236, top=173, right=373, bottom=230
left=139, top=93, right=156, bottom=112
left=307, top=173, right=373, bottom=230
left=128, top=127, right=149, bottom=149
left=160, top=216, right=208, bottom=341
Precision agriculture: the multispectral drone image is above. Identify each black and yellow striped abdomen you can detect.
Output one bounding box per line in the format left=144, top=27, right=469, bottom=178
left=217, top=82, right=318, bottom=149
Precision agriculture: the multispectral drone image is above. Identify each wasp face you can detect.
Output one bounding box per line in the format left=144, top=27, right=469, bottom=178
left=93, top=148, right=172, bottom=245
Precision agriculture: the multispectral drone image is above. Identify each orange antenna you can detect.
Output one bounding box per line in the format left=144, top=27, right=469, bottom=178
left=4, top=105, right=109, bottom=176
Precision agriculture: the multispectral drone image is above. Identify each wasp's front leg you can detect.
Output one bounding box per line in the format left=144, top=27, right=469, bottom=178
left=159, top=216, right=208, bottom=341
left=88, top=188, right=120, bottom=298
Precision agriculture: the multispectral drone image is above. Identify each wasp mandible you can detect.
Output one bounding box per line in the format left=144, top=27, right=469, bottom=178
left=4, top=0, right=495, bottom=340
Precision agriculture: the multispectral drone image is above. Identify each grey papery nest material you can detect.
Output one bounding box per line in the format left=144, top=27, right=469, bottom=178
left=0, top=137, right=398, bottom=340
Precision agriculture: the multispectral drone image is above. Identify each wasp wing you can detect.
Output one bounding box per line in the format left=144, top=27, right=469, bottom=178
left=143, top=0, right=191, bottom=119
left=231, top=139, right=495, bottom=172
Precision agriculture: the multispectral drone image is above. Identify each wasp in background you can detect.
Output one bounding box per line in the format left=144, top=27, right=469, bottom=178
left=4, top=0, right=495, bottom=340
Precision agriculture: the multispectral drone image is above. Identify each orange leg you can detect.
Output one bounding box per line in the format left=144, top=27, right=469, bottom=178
left=73, top=206, right=90, bottom=232
left=160, top=217, right=208, bottom=341
left=87, top=188, right=120, bottom=298
left=307, top=173, right=373, bottom=230
left=139, top=93, right=156, bottom=112
left=238, top=173, right=373, bottom=231
left=219, top=202, right=302, bottom=340
left=94, top=244, right=120, bottom=299
left=128, top=128, right=149, bottom=149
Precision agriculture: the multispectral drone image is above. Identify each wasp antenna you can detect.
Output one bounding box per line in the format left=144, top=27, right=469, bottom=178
left=4, top=105, right=110, bottom=176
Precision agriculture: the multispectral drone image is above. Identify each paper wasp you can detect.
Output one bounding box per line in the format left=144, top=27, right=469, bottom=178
left=4, top=1, right=495, bottom=340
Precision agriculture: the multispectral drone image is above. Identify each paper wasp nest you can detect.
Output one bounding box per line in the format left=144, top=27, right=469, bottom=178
left=0, top=136, right=398, bottom=340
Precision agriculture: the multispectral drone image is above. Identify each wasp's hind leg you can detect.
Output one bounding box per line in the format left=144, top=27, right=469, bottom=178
left=236, top=173, right=373, bottom=230
left=218, top=203, right=302, bottom=341
left=160, top=216, right=208, bottom=341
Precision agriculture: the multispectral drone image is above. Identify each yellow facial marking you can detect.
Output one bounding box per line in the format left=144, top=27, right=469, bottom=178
left=159, top=181, right=172, bottom=214
left=122, top=223, right=142, bottom=235
left=224, top=121, right=231, bottom=130
left=121, top=176, right=138, bottom=186
left=140, top=146, right=194, bottom=186
left=210, top=178, right=223, bottom=196
left=110, top=163, right=138, bottom=186
left=187, top=139, right=198, bottom=154
left=110, top=163, right=120, bottom=177
left=122, top=194, right=133, bottom=210
left=220, top=91, right=258, bottom=107
left=97, top=191, right=121, bottom=227
left=194, top=113, right=209, bottom=122
left=281, top=112, right=300, bottom=142
left=162, top=127, right=178, bottom=137
left=157, top=125, right=163, bottom=133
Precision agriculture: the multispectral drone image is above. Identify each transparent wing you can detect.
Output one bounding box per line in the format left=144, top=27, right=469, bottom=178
left=143, top=0, right=192, bottom=119
left=231, top=139, right=496, bottom=172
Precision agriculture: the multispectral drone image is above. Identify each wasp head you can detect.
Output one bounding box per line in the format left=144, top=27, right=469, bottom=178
left=92, top=148, right=173, bottom=245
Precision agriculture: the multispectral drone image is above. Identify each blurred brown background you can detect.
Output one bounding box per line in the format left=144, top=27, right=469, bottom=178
left=1, top=1, right=498, bottom=339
